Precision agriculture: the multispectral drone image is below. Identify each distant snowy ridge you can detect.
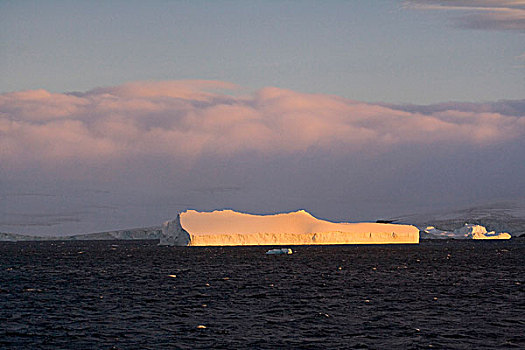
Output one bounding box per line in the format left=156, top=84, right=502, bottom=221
left=395, top=199, right=525, bottom=237
left=422, top=224, right=511, bottom=240
left=0, top=227, right=162, bottom=242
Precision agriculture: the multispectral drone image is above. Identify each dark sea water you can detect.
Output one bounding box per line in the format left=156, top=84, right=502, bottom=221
left=1, top=240, right=523, bottom=349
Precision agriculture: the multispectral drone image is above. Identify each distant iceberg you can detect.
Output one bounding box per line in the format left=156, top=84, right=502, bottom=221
left=421, top=224, right=511, bottom=240
left=159, top=209, right=419, bottom=246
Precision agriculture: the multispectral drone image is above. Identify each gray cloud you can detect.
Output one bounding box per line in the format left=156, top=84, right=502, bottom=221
left=404, top=0, right=525, bottom=32
left=383, top=99, right=525, bottom=117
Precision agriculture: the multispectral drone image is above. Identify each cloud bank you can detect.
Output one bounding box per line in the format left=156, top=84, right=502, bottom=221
left=404, top=0, right=525, bottom=32
left=1, top=80, right=524, bottom=169
left=1, top=80, right=524, bottom=234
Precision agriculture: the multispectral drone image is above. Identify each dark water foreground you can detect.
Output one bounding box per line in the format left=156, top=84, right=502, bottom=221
left=0, top=240, right=523, bottom=349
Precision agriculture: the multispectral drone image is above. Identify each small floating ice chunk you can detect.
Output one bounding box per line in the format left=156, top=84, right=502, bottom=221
left=266, top=248, right=293, bottom=255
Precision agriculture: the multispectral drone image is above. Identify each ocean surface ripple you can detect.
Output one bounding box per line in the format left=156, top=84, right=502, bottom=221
left=1, top=240, right=523, bottom=349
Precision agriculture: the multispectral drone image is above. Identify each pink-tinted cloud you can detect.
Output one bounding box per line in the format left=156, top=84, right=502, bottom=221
left=1, top=80, right=524, bottom=168
left=86, top=80, right=238, bottom=100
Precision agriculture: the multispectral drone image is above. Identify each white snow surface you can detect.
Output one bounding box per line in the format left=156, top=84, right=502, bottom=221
left=159, top=209, right=419, bottom=246
left=421, top=224, right=511, bottom=240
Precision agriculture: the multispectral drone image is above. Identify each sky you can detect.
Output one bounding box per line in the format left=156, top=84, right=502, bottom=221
left=1, top=0, right=524, bottom=235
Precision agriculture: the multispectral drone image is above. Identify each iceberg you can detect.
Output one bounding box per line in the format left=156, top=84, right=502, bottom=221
left=454, top=224, right=511, bottom=239
left=159, top=209, right=419, bottom=246
left=421, top=224, right=511, bottom=240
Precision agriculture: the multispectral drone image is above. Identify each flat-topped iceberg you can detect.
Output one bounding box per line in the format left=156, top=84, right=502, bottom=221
left=422, top=224, right=511, bottom=240
left=159, top=209, right=419, bottom=246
